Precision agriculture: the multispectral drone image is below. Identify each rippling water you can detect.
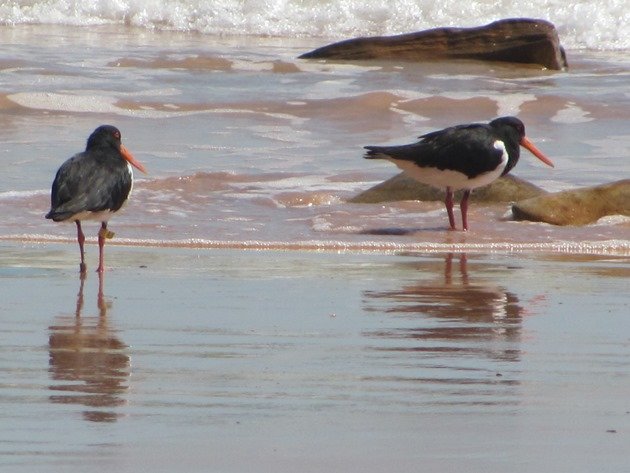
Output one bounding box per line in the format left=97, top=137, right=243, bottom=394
left=1, top=25, right=628, bottom=255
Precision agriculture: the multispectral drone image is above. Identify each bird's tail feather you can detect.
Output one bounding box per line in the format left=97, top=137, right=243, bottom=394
left=45, top=209, right=74, bottom=222
left=363, top=146, right=391, bottom=160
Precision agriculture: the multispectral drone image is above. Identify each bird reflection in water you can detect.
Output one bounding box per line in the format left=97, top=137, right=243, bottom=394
left=364, top=253, right=525, bottom=363
left=48, top=273, right=130, bottom=422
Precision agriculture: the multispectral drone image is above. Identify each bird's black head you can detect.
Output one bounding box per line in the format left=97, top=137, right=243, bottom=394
left=487, top=117, right=527, bottom=176
left=489, top=116, right=554, bottom=172
left=86, top=125, right=123, bottom=151
left=84, top=125, right=147, bottom=174
left=489, top=116, right=526, bottom=140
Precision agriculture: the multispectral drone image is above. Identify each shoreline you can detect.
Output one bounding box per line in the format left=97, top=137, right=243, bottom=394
left=3, top=234, right=630, bottom=257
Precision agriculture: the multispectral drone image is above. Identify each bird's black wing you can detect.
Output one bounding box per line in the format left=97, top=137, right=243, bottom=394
left=364, top=124, right=505, bottom=179
left=46, top=151, right=132, bottom=221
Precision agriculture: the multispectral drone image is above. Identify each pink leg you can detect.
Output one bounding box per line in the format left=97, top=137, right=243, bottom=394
left=96, top=222, right=107, bottom=273
left=460, top=190, right=471, bottom=231
left=75, top=220, right=87, bottom=273
left=445, top=187, right=456, bottom=230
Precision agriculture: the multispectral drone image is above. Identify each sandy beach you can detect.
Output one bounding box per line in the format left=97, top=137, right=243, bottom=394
left=1, top=2, right=629, bottom=470
left=2, top=240, right=629, bottom=472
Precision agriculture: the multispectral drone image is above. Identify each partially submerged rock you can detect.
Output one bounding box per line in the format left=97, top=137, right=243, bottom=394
left=300, top=18, right=567, bottom=70
left=349, top=173, right=546, bottom=204
left=512, top=180, right=630, bottom=225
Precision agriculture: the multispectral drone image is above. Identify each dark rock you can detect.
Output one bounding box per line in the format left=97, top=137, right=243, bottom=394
left=512, top=180, right=630, bottom=225
left=300, top=18, right=567, bottom=70
left=349, top=173, right=546, bottom=204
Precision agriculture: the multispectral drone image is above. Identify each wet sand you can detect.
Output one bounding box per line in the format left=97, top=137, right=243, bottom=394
left=2, top=241, right=629, bottom=472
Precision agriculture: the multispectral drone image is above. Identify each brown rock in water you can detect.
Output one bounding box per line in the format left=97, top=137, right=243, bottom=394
left=349, top=173, right=546, bottom=204
left=299, top=18, right=567, bottom=70
left=512, top=180, right=630, bottom=225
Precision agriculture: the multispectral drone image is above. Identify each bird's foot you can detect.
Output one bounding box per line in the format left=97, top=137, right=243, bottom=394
left=79, top=263, right=87, bottom=274
left=98, top=228, right=115, bottom=239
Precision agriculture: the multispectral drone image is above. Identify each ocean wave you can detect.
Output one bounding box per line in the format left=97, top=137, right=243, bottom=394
left=1, top=0, right=628, bottom=50
left=6, top=91, right=312, bottom=122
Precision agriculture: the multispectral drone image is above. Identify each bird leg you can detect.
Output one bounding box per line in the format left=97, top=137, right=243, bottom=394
left=96, top=222, right=114, bottom=273
left=445, top=187, right=456, bottom=230
left=460, top=190, right=471, bottom=231
left=75, top=220, right=86, bottom=273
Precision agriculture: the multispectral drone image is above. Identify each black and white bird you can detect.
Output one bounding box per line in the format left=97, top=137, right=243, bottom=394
left=46, top=125, right=147, bottom=273
left=363, top=116, right=554, bottom=231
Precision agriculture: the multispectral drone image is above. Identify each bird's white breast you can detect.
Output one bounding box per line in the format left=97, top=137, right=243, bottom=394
left=127, top=162, right=134, bottom=196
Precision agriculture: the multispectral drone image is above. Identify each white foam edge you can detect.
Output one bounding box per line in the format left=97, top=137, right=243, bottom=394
left=2, top=234, right=629, bottom=256
left=7, top=92, right=307, bottom=122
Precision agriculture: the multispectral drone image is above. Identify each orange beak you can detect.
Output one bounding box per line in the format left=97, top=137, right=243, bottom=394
left=120, top=144, right=147, bottom=174
left=520, top=136, right=554, bottom=168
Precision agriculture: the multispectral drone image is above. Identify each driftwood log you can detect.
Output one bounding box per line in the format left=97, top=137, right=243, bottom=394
left=300, top=18, right=567, bottom=70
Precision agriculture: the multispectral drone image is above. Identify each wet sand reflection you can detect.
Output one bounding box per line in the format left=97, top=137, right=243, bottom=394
left=48, top=273, right=130, bottom=422
left=362, top=253, right=526, bottom=406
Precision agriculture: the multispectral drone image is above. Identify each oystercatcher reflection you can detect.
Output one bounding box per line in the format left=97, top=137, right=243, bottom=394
left=363, top=116, right=554, bottom=231
left=46, top=125, right=147, bottom=273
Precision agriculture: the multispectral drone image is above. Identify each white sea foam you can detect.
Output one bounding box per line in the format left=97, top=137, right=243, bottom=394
left=0, top=0, right=627, bottom=50
left=3, top=234, right=629, bottom=256
left=6, top=91, right=314, bottom=122
left=550, top=102, right=594, bottom=123
left=8, top=92, right=119, bottom=114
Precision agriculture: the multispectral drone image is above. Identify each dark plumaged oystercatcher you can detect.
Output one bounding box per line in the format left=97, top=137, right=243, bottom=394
left=363, top=116, right=554, bottom=231
left=46, top=125, right=147, bottom=273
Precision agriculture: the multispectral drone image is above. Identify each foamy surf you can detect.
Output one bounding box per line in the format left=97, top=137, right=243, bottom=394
left=1, top=0, right=628, bottom=49
left=3, top=234, right=629, bottom=257
left=7, top=92, right=223, bottom=119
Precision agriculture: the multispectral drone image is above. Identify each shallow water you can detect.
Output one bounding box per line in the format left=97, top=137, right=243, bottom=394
left=1, top=245, right=629, bottom=472
left=0, top=25, right=629, bottom=254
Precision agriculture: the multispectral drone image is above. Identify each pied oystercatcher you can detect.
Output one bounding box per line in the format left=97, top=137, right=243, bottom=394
left=363, top=116, right=554, bottom=231
left=46, top=125, right=147, bottom=273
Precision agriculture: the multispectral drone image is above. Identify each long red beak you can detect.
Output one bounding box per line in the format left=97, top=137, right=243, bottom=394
left=520, top=136, right=554, bottom=168
left=120, top=144, right=147, bottom=174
